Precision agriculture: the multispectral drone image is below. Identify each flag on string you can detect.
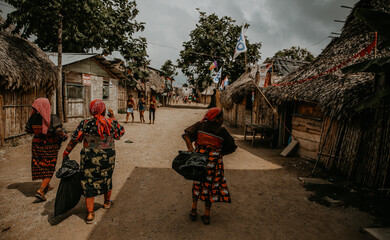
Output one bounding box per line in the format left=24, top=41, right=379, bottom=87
left=233, top=26, right=247, bottom=61
left=223, top=76, right=229, bottom=87
left=209, top=61, right=218, bottom=71
left=213, top=68, right=222, bottom=83
left=219, top=76, right=229, bottom=91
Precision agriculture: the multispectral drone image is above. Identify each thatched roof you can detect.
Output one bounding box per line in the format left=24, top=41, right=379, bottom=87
left=220, top=58, right=307, bottom=110
left=147, top=67, right=164, bottom=94
left=0, top=19, right=58, bottom=92
left=263, top=0, right=390, bottom=120
left=220, top=66, right=258, bottom=109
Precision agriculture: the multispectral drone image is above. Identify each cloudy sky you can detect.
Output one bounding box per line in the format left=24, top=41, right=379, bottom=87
left=135, top=0, right=359, bottom=86
left=0, top=0, right=359, bottom=86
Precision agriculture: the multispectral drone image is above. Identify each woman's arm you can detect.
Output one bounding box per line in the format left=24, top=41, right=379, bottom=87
left=63, top=120, right=84, bottom=158
left=63, top=139, right=78, bottom=158
left=182, top=134, right=194, bottom=152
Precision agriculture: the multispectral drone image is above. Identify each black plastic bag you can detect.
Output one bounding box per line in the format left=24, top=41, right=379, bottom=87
left=54, top=157, right=82, bottom=217
left=56, top=157, right=79, bottom=179
left=172, top=151, right=208, bottom=181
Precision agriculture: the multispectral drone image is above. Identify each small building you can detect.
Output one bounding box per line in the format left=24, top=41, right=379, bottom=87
left=263, top=0, right=390, bottom=188
left=47, top=53, right=126, bottom=120
left=219, top=58, right=304, bottom=127
left=0, top=22, right=57, bottom=144
left=200, top=85, right=216, bottom=105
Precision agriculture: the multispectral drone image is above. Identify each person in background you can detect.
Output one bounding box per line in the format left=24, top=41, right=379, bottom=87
left=126, top=95, right=135, bottom=123
left=138, top=95, right=146, bottom=123
left=149, top=95, right=157, bottom=124
left=63, top=100, right=125, bottom=224
left=25, top=98, right=68, bottom=202
left=182, top=108, right=237, bottom=225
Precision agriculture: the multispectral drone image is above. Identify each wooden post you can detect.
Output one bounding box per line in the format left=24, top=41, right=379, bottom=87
left=312, top=118, right=333, bottom=175
left=0, top=95, right=4, bottom=145
left=56, top=13, right=64, bottom=122
left=62, top=72, right=68, bottom=123
left=245, top=52, right=247, bottom=73
left=374, top=32, right=378, bottom=58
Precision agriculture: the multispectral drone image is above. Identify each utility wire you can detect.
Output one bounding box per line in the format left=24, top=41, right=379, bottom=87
left=148, top=41, right=222, bottom=59
left=304, top=36, right=329, bottom=49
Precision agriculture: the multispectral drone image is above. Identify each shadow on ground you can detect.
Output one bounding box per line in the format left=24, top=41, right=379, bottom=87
left=86, top=167, right=373, bottom=240
left=8, top=182, right=41, bottom=197
left=41, top=197, right=104, bottom=226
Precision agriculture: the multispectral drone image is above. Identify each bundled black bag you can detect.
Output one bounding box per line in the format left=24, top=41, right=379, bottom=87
left=172, top=151, right=208, bottom=181
left=54, top=156, right=83, bottom=217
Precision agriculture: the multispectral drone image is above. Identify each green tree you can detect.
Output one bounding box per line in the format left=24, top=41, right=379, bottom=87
left=3, top=0, right=146, bottom=121
left=177, top=10, right=261, bottom=90
left=274, top=46, right=315, bottom=62
left=160, top=60, right=178, bottom=79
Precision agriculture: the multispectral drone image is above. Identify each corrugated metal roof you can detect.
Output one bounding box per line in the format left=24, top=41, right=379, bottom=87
left=46, top=53, right=97, bottom=66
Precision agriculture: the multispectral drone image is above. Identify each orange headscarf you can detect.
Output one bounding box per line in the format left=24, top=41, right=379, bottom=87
left=89, top=100, right=111, bottom=139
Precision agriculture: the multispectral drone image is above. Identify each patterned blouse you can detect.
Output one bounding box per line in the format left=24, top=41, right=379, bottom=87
left=71, top=118, right=125, bottom=150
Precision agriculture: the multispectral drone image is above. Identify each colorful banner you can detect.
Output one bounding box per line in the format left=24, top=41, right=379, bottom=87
left=209, top=61, right=218, bottom=71
left=257, top=63, right=272, bottom=87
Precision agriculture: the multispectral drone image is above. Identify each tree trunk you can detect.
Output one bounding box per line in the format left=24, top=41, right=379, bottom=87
left=56, top=13, right=64, bottom=122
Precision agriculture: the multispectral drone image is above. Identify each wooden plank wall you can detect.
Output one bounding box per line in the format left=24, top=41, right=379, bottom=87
left=0, top=88, right=47, bottom=143
left=315, top=99, right=390, bottom=189
left=254, top=95, right=278, bottom=127
left=292, top=115, right=322, bottom=160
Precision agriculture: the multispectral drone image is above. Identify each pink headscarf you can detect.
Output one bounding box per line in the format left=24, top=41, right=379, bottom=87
left=200, top=108, right=222, bottom=123
left=31, top=98, right=51, bottom=134
left=89, top=99, right=111, bottom=139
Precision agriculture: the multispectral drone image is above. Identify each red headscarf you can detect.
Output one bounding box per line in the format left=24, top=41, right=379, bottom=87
left=31, top=98, right=51, bottom=134
left=89, top=100, right=111, bottom=139
left=200, top=108, right=222, bottom=123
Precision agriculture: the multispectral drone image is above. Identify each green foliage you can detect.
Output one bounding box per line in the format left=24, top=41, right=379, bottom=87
left=4, top=0, right=146, bottom=59
left=273, top=46, right=314, bottom=62
left=177, top=10, right=261, bottom=89
left=160, top=60, right=178, bottom=79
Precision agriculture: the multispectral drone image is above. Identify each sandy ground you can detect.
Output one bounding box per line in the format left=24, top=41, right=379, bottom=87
left=0, top=103, right=375, bottom=240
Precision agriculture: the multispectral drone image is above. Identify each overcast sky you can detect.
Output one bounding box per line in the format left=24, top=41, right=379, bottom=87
left=1, top=0, right=359, bottom=86
left=136, top=0, right=359, bottom=86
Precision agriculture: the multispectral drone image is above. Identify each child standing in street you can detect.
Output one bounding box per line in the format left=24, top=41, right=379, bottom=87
left=149, top=95, right=157, bottom=124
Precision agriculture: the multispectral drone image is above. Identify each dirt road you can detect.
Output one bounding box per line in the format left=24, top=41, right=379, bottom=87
left=0, top=104, right=374, bottom=240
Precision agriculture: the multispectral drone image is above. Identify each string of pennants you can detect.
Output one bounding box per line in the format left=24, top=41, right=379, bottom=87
left=272, top=35, right=377, bottom=87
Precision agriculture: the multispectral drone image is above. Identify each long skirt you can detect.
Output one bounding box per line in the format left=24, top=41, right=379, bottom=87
left=80, top=147, right=115, bottom=198
left=31, top=136, right=60, bottom=180
left=192, top=147, right=231, bottom=203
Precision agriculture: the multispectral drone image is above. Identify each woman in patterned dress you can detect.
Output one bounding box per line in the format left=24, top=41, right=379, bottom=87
left=182, top=108, right=237, bottom=225
left=25, top=98, right=68, bottom=202
left=63, top=100, right=125, bottom=224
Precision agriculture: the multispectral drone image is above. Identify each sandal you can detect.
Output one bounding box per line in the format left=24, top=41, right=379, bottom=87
left=201, top=215, right=210, bottom=225
left=86, top=211, right=95, bottom=224
left=103, top=200, right=114, bottom=209
left=189, top=209, right=197, bottom=221
left=35, top=188, right=46, bottom=202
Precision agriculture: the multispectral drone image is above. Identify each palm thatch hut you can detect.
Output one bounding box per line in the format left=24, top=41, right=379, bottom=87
left=145, top=66, right=164, bottom=105
left=220, top=58, right=305, bottom=127
left=263, top=0, right=390, bottom=188
left=0, top=19, right=57, bottom=144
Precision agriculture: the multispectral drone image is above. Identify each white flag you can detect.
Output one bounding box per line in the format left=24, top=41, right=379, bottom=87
left=233, top=26, right=247, bottom=61
left=213, top=68, right=222, bottom=83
